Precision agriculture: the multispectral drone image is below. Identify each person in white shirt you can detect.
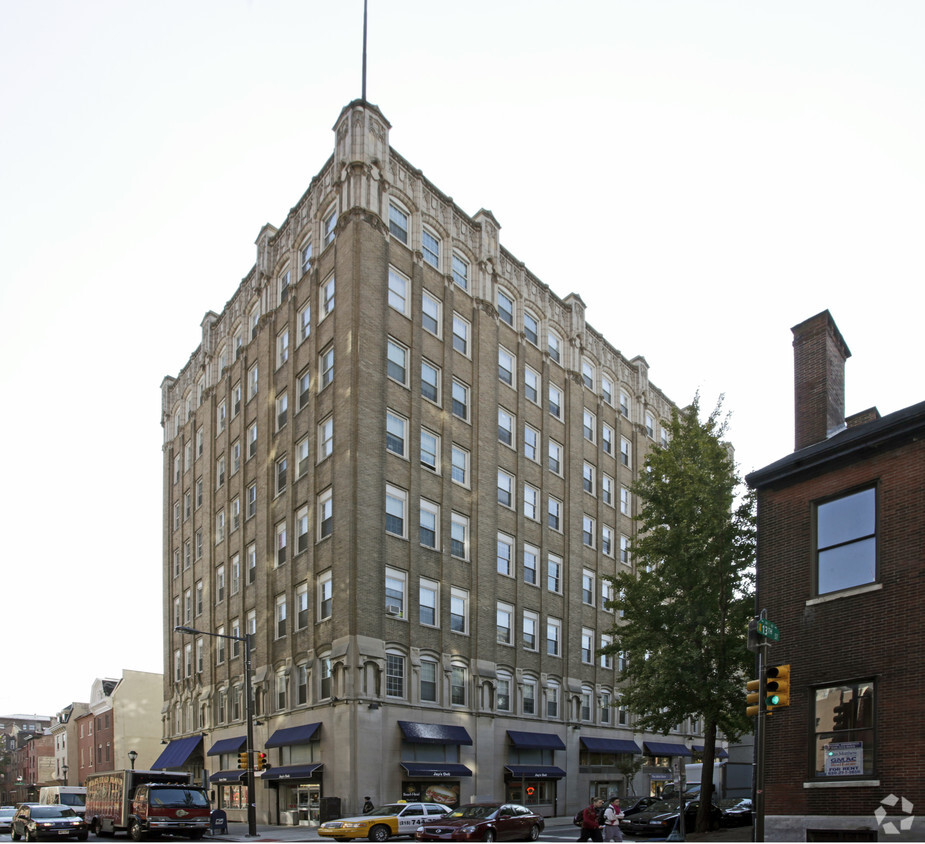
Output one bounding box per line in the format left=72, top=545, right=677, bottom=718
left=602, top=796, right=624, bottom=842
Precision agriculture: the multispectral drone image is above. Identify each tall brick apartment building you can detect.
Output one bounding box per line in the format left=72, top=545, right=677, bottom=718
left=159, top=99, right=692, bottom=825
left=746, top=310, right=925, bottom=841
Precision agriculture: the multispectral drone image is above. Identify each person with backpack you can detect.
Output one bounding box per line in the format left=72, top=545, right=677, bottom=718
left=576, top=797, right=605, bottom=842
left=602, top=796, right=624, bottom=842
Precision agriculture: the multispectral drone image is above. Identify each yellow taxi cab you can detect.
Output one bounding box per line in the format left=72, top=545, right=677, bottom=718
left=318, top=801, right=452, bottom=841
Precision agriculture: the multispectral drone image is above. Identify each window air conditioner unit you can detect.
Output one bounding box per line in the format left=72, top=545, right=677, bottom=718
left=385, top=604, right=402, bottom=616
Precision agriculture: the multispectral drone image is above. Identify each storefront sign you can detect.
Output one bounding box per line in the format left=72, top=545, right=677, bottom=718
left=824, top=741, right=863, bottom=776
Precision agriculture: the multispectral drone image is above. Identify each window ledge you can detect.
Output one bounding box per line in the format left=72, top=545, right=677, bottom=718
left=803, top=779, right=880, bottom=789
left=806, top=582, right=882, bottom=606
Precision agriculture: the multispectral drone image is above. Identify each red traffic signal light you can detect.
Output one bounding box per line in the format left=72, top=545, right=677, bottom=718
left=255, top=752, right=267, bottom=771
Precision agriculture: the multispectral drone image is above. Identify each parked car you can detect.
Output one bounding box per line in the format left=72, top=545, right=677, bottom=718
left=11, top=803, right=88, bottom=841
left=414, top=802, right=545, bottom=841
left=319, top=802, right=452, bottom=841
left=0, top=805, right=17, bottom=834
left=719, top=798, right=753, bottom=826
left=620, top=796, right=661, bottom=817
left=619, top=799, right=721, bottom=837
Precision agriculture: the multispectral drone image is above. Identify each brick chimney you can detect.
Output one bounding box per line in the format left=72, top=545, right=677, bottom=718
left=791, top=310, right=851, bottom=450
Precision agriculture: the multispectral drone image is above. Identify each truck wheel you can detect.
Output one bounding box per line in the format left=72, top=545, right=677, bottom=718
left=368, top=825, right=391, bottom=842
left=128, top=821, right=145, bottom=842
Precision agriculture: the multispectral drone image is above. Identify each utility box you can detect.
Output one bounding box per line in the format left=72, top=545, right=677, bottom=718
left=319, top=796, right=342, bottom=823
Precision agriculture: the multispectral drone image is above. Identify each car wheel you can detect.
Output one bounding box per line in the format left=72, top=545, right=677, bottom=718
left=483, top=831, right=496, bottom=842
left=526, top=824, right=541, bottom=841
left=76, top=835, right=89, bottom=843
left=367, top=825, right=391, bottom=842
left=23, top=829, right=33, bottom=843
left=11, top=827, right=22, bottom=841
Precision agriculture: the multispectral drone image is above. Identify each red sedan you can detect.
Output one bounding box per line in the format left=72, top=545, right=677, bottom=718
left=414, top=802, right=544, bottom=842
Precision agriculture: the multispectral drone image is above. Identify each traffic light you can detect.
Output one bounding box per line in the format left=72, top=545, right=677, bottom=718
left=746, top=678, right=761, bottom=717
left=766, top=664, right=791, bottom=711
left=237, top=751, right=250, bottom=770
left=255, top=752, right=267, bottom=771
left=832, top=699, right=853, bottom=731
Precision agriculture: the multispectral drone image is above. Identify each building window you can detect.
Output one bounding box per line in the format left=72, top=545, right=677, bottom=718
left=318, top=488, right=333, bottom=539
left=548, top=441, right=562, bottom=475
left=300, top=240, right=313, bottom=275
left=387, top=338, right=408, bottom=385
left=296, top=583, right=308, bottom=629
left=524, top=484, right=539, bottom=521
left=600, top=634, right=614, bottom=668
left=450, top=665, right=467, bottom=706
left=422, top=228, right=440, bottom=268
left=386, top=652, right=405, bottom=698
left=276, top=392, right=288, bottom=431
left=524, top=366, right=540, bottom=404
left=420, top=499, right=440, bottom=549
left=498, top=408, right=514, bottom=447
left=581, top=358, right=595, bottom=390
left=524, top=425, right=539, bottom=462
left=388, top=266, right=410, bottom=315
left=421, top=360, right=441, bottom=403
left=548, top=497, right=561, bottom=532
left=451, top=379, right=469, bottom=422
left=816, top=487, right=877, bottom=595
left=277, top=328, right=290, bottom=368
left=497, top=675, right=512, bottom=711
left=297, top=369, right=311, bottom=412
left=496, top=289, right=514, bottom=326
left=603, top=475, right=614, bottom=506
left=385, top=567, right=406, bottom=617
left=389, top=201, right=409, bottom=243
left=498, top=347, right=515, bottom=386
left=275, top=521, right=287, bottom=567
left=275, top=456, right=287, bottom=495
left=420, top=660, right=438, bottom=702
left=385, top=410, right=407, bottom=458
left=814, top=681, right=875, bottom=777
left=582, top=516, right=596, bottom=548
left=583, top=409, right=596, bottom=443
left=497, top=470, right=514, bottom=508
left=318, top=416, right=333, bottom=460
left=451, top=254, right=469, bottom=291
left=547, top=554, right=562, bottom=593
left=323, top=206, right=337, bottom=246
left=523, top=310, right=539, bottom=346
left=296, top=507, right=309, bottom=553
left=450, top=512, right=469, bottom=560
left=582, top=570, right=595, bottom=604
left=602, top=525, right=614, bottom=556
left=497, top=533, right=514, bottom=576
left=319, top=656, right=332, bottom=700
left=547, top=330, right=562, bottom=364
left=296, top=437, right=310, bottom=479
left=318, top=571, right=332, bottom=620
left=497, top=602, right=514, bottom=645
left=319, top=345, right=334, bottom=389
left=621, top=437, right=631, bottom=466
left=275, top=594, right=287, bottom=639
left=602, top=375, right=614, bottom=405
left=523, top=611, right=538, bottom=651
left=451, top=445, right=469, bottom=486
left=450, top=587, right=469, bottom=634
left=523, top=678, right=537, bottom=715
left=296, top=664, right=308, bottom=705
left=583, top=462, right=595, bottom=494
left=420, top=428, right=440, bottom=471
left=523, top=544, right=538, bottom=586
left=419, top=579, right=439, bottom=627
left=422, top=289, right=441, bottom=335
left=385, top=485, right=408, bottom=538
left=581, top=628, right=594, bottom=664
left=321, top=274, right=335, bottom=319
left=546, top=617, right=561, bottom=657
left=548, top=384, right=562, bottom=419
left=452, top=313, right=469, bottom=355
left=298, top=301, right=311, bottom=343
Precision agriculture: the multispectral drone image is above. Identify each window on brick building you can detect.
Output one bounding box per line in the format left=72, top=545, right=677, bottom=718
left=815, top=487, right=877, bottom=595
left=813, top=681, right=875, bottom=778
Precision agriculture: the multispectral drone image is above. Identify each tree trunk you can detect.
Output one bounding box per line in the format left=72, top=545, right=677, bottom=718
left=695, top=719, right=718, bottom=833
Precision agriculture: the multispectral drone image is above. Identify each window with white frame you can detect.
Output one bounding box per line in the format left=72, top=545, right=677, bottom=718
left=323, top=206, right=337, bottom=246
left=602, top=374, right=614, bottom=405
left=385, top=485, right=407, bottom=538
left=548, top=440, right=562, bottom=475
left=498, top=408, right=514, bottom=447
left=523, top=544, right=539, bottom=586
left=583, top=462, right=596, bottom=494
left=275, top=521, right=287, bottom=567
left=815, top=487, right=877, bottom=595
left=450, top=664, right=467, bottom=706
left=385, top=567, right=406, bottom=618
left=524, top=425, right=539, bottom=462
left=600, top=634, right=614, bottom=668
left=523, top=677, right=537, bottom=715
left=498, top=346, right=515, bottom=386
left=420, top=659, right=438, bottom=703
left=451, top=379, right=469, bottom=421
left=386, top=410, right=407, bottom=458
left=620, top=535, right=630, bottom=564
left=422, top=289, right=441, bottom=335
left=621, top=437, right=631, bottom=466
left=497, top=674, right=512, bottom=711
left=523, top=611, right=539, bottom=651
left=275, top=456, right=287, bottom=496
left=318, top=416, right=333, bottom=460
left=385, top=652, right=405, bottom=698
left=296, top=506, right=309, bottom=554
left=497, top=602, right=514, bottom=645
left=388, top=266, right=410, bottom=315
left=275, top=594, right=287, bottom=639
left=319, top=345, right=334, bottom=389
left=581, top=358, right=595, bottom=390
left=548, top=496, right=562, bottom=532
left=318, top=488, right=333, bottom=539
left=583, top=516, right=596, bottom=548
left=452, top=312, right=469, bottom=355
left=547, top=330, right=562, bottom=364
left=451, top=444, right=469, bottom=486
left=277, top=328, right=290, bottom=368
left=546, top=617, right=561, bottom=657
left=602, top=525, right=614, bottom=556
left=389, top=201, right=409, bottom=244
left=620, top=391, right=630, bottom=418
left=319, top=656, right=332, bottom=700
left=298, top=301, right=311, bottom=343
left=452, top=253, right=469, bottom=291
left=296, top=583, right=308, bottom=630
left=321, top=274, right=335, bottom=318
left=497, top=470, right=514, bottom=508
left=296, top=369, right=310, bottom=412
left=387, top=337, right=408, bottom=385
left=420, top=428, right=439, bottom=471
left=296, top=436, right=310, bottom=479
left=547, top=554, right=562, bottom=593
left=450, top=587, right=469, bottom=634
left=621, top=486, right=631, bottom=515
left=300, top=239, right=313, bottom=275
left=421, top=359, right=441, bottom=403
left=450, top=512, right=469, bottom=560
left=318, top=571, right=332, bottom=619
left=646, top=412, right=655, bottom=438
left=524, top=366, right=540, bottom=404
left=603, top=474, right=614, bottom=506
left=582, top=570, right=595, bottom=605
left=546, top=681, right=560, bottom=718
left=549, top=384, right=562, bottom=419
left=422, top=228, right=440, bottom=269
left=523, top=310, right=539, bottom=345
left=583, top=408, right=596, bottom=443
left=524, top=484, right=539, bottom=521
left=581, top=628, right=594, bottom=664
left=496, top=289, right=514, bottom=326
left=419, top=499, right=440, bottom=549
left=419, top=579, right=439, bottom=627
left=276, top=391, right=288, bottom=431
left=497, top=533, right=514, bottom=576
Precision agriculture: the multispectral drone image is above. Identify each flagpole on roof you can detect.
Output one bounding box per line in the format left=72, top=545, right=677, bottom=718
left=362, top=0, right=368, bottom=102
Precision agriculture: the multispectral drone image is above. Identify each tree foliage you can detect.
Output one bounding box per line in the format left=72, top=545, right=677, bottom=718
left=603, top=396, right=755, bottom=830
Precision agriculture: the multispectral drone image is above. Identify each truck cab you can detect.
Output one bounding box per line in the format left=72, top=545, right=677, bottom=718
left=131, top=783, right=210, bottom=841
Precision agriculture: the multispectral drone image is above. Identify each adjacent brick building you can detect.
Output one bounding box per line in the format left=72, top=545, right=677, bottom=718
left=746, top=310, right=925, bottom=841
left=159, top=98, right=707, bottom=825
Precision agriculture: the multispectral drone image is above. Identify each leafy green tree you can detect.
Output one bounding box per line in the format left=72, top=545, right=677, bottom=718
left=603, top=396, right=755, bottom=832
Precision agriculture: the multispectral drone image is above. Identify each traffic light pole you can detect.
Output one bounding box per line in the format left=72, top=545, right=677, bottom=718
left=243, top=633, right=258, bottom=838
left=754, top=639, right=768, bottom=843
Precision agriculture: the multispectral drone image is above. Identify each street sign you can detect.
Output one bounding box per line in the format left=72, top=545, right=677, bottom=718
left=757, top=619, right=780, bottom=641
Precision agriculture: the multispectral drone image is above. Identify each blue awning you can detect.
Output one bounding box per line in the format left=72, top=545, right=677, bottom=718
left=208, top=736, right=247, bottom=756
left=260, top=763, right=324, bottom=781
left=506, top=730, right=566, bottom=750
left=504, top=765, right=567, bottom=779
left=580, top=737, right=641, bottom=754
left=691, top=745, right=729, bottom=758
left=151, top=736, right=203, bottom=770
left=644, top=741, right=693, bottom=757
left=210, top=770, right=245, bottom=784
left=265, top=723, right=322, bottom=748
left=398, top=721, right=473, bottom=745
left=400, top=762, right=472, bottom=777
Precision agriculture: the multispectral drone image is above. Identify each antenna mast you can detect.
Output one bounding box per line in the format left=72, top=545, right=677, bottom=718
left=361, top=0, right=368, bottom=101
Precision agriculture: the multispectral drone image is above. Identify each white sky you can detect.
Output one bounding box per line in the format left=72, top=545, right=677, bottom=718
left=2, top=0, right=923, bottom=717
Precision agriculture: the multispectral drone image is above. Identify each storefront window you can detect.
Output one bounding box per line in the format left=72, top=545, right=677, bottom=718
left=507, top=780, right=554, bottom=806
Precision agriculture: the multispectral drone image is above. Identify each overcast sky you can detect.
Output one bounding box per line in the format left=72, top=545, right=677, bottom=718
left=2, top=0, right=923, bottom=718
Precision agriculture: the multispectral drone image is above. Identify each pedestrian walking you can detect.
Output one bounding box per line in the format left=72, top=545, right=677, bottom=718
left=362, top=796, right=374, bottom=813
left=578, top=797, right=605, bottom=842
left=602, top=796, right=624, bottom=842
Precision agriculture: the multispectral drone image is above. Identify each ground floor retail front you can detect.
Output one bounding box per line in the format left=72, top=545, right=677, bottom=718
left=156, top=709, right=715, bottom=826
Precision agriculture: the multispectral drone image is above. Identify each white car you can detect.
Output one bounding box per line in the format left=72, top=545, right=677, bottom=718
left=318, top=802, right=452, bottom=842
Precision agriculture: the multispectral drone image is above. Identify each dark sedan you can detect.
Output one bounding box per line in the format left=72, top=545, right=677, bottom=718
left=619, top=800, right=721, bottom=837
left=11, top=803, right=88, bottom=841
left=720, top=798, right=753, bottom=826
left=620, top=796, right=661, bottom=817
left=414, top=802, right=544, bottom=842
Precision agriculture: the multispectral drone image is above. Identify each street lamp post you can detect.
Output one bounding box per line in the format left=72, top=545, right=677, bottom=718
left=175, top=625, right=258, bottom=838
left=128, top=750, right=138, bottom=770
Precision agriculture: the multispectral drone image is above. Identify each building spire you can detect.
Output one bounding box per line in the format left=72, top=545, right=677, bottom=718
left=361, top=0, right=368, bottom=102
